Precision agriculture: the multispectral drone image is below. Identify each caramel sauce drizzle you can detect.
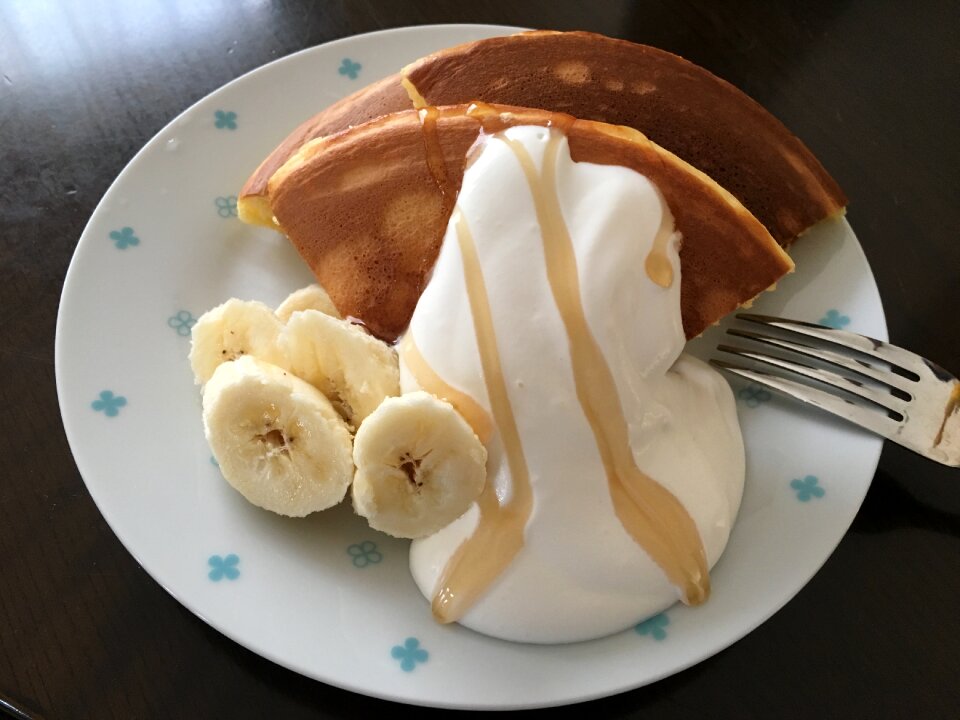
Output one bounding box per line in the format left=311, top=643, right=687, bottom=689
left=465, top=101, right=504, bottom=133
left=467, top=103, right=673, bottom=288
left=644, top=194, right=676, bottom=288
left=465, top=101, right=576, bottom=136
left=934, top=381, right=960, bottom=447
left=417, top=106, right=450, bottom=199
left=500, top=131, right=709, bottom=605
left=399, top=333, right=494, bottom=444
left=431, top=211, right=534, bottom=624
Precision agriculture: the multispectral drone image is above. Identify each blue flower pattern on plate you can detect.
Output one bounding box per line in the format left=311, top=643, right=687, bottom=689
left=791, top=475, right=825, bottom=502
left=819, top=309, right=850, bottom=329
left=347, top=541, right=382, bottom=568
left=215, top=196, right=238, bottom=217
left=109, top=227, right=139, bottom=249
left=391, top=637, right=428, bottom=671
left=738, top=383, right=772, bottom=407
left=168, top=310, right=197, bottom=336
left=214, top=110, right=237, bottom=129
left=210, top=455, right=219, bottom=467
left=338, top=58, right=362, bottom=79
left=634, top=612, right=669, bottom=641
left=91, top=390, right=127, bottom=417
left=208, top=554, right=240, bottom=581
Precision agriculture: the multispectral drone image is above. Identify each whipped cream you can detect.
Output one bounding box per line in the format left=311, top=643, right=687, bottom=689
left=400, top=125, right=744, bottom=643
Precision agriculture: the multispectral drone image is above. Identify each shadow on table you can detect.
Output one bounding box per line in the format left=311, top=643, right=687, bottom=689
left=850, top=467, right=960, bottom=539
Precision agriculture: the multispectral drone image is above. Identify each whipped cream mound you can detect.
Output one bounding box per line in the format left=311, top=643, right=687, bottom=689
left=400, top=125, right=745, bottom=644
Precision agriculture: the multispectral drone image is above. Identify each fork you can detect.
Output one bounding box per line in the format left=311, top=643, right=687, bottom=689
left=711, top=314, right=960, bottom=467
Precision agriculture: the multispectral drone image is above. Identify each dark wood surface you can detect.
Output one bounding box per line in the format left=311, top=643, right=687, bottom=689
left=2, top=1, right=958, bottom=717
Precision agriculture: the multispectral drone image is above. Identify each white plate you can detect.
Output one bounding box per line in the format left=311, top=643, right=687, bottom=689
left=55, top=24, right=885, bottom=710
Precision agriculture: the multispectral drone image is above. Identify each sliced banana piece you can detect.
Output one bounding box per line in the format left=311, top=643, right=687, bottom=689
left=203, top=356, right=354, bottom=517
left=352, top=391, right=487, bottom=538
left=275, top=283, right=340, bottom=322
left=282, top=310, right=400, bottom=427
left=190, top=299, right=285, bottom=385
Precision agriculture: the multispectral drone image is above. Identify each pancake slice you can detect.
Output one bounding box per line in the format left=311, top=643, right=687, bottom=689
left=268, top=104, right=793, bottom=342
left=238, top=73, right=410, bottom=227
left=402, top=30, right=846, bottom=246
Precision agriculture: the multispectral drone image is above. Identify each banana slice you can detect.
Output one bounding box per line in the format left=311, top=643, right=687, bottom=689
left=282, top=310, right=400, bottom=427
left=203, top=355, right=354, bottom=516
left=190, top=299, right=285, bottom=385
left=352, top=391, right=487, bottom=538
left=275, top=283, right=340, bottom=322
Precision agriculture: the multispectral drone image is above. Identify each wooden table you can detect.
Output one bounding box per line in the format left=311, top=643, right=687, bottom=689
left=2, top=1, right=958, bottom=717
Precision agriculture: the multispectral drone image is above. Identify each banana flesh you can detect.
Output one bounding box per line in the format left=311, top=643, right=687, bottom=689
left=190, top=290, right=399, bottom=427
left=275, top=283, right=340, bottom=321
left=281, top=310, right=400, bottom=427
left=193, top=287, right=485, bottom=533
left=203, top=355, right=354, bottom=516
left=352, top=391, right=487, bottom=538
left=189, top=299, right=285, bottom=385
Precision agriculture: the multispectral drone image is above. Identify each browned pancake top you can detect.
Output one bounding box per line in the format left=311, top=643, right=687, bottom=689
left=239, top=73, right=409, bottom=211
left=269, top=104, right=793, bottom=342
left=403, top=30, right=847, bottom=246
left=242, top=30, right=846, bottom=247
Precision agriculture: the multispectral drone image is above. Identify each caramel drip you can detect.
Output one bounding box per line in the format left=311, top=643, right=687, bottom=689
left=501, top=132, right=710, bottom=605
left=399, top=333, right=494, bottom=444
left=465, top=101, right=508, bottom=134
left=547, top=112, right=575, bottom=135
left=431, top=212, right=534, bottom=623
left=465, top=102, right=577, bottom=137
left=417, top=106, right=450, bottom=199
left=644, top=196, right=676, bottom=288
left=934, top=381, right=960, bottom=447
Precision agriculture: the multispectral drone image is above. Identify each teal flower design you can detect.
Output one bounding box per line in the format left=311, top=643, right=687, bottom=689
left=210, top=455, right=219, bottom=467
left=215, top=196, right=238, bottom=218
left=819, top=309, right=850, bottom=329
left=791, top=475, right=825, bottom=502
left=738, top=383, right=772, bottom=407
left=91, top=390, right=127, bottom=417
left=214, top=110, right=237, bottom=130
left=208, top=554, right=240, bottom=581
left=635, top=612, right=670, bottom=640
left=167, top=310, right=197, bottom=336
left=109, top=226, right=139, bottom=249
left=347, top=540, right=382, bottom=568
left=391, top=637, right=428, bottom=671
left=338, top=58, right=362, bottom=79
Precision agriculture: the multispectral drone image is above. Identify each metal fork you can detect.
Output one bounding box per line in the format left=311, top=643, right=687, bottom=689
left=711, top=313, right=960, bottom=467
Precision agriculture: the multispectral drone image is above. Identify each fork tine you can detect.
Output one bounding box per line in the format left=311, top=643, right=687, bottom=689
left=717, top=344, right=908, bottom=414
left=735, top=313, right=924, bottom=377
left=726, top=327, right=916, bottom=394
left=710, top=359, right=902, bottom=440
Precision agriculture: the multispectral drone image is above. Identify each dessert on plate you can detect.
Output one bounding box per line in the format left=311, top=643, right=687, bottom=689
left=239, top=30, right=847, bottom=247
left=192, top=30, right=845, bottom=643
left=400, top=122, right=749, bottom=641
left=266, top=103, right=792, bottom=342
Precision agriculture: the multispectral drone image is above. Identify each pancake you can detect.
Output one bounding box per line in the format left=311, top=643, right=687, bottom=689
left=238, top=73, right=409, bottom=226
left=240, top=30, right=846, bottom=246
left=404, top=31, right=846, bottom=246
left=268, top=103, right=793, bottom=342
